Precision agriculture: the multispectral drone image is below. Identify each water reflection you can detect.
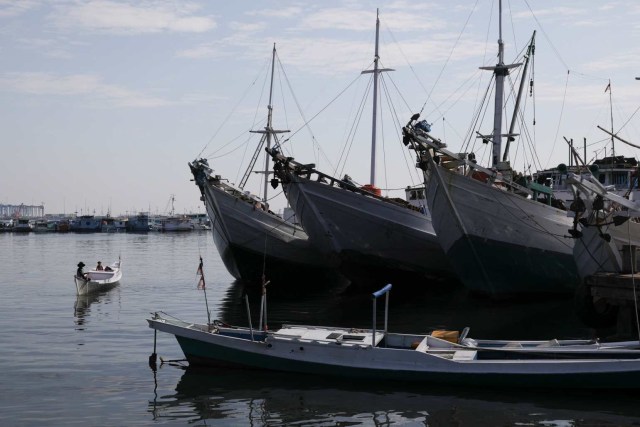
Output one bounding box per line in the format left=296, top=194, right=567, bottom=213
left=73, top=286, right=119, bottom=327
left=150, top=365, right=640, bottom=426
left=216, top=279, right=602, bottom=341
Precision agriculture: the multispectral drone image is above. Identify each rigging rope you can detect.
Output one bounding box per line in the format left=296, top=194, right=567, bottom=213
left=418, top=0, right=480, bottom=115
left=383, top=24, right=429, bottom=100
left=277, top=52, right=324, bottom=159
left=235, top=133, right=262, bottom=188
left=335, top=75, right=373, bottom=179
left=523, top=0, right=569, bottom=71
left=235, top=62, right=271, bottom=186
left=543, top=70, right=570, bottom=169
left=507, top=0, right=519, bottom=52
left=380, top=75, right=423, bottom=187
left=198, top=56, right=271, bottom=159
left=277, top=71, right=367, bottom=149
left=428, top=70, right=483, bottom=144
left=208, top=121, right=265, bottom=160
left=383, top=65, right=412, bottom=112
left=276, top=56, right=291, bottom=133
left=618, top=104, right=640, bottom=134
left=462, top=76, right=493, bottom=154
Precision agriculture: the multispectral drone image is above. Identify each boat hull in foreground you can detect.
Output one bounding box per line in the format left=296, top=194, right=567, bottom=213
left=148, top=314, right=640, bottom=389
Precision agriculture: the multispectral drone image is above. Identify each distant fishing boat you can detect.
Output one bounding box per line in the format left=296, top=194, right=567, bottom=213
left=159, top=195, right=192, bottom=232
left=148, top=284, right=640, bottom=389
left=126, top=212, right=155, bottom=232
left=187, top=213, right=211, bottom=230
left=101, top=216, right=127, bottom=233
left=70, top=215, right=102, bottom=232
left=56, top=218, right=70, bottom=232
left=32, top=220, right=54, bottom=232
left=13, top=218, right=33, bottom=232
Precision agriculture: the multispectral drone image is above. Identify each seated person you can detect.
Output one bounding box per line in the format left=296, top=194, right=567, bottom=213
left=104, top=265, right=113, bottom=271
left=96, top=261, right=104, bottom=271
left=76, top=262, right=87, bottom=278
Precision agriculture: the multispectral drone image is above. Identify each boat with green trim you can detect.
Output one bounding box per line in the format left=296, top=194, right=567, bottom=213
left=148, top=284, right=640, bottom=389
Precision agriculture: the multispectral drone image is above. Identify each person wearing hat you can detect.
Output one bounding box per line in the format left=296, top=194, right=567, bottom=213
left=76, top=262, right=87, bottom=279
left=96, top=261, right=104, bottom=271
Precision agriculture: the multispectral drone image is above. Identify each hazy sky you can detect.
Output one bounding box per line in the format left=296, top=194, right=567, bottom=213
left=2, top=0, right=639, bottom=216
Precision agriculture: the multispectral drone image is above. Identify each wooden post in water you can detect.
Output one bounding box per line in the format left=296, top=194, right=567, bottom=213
left=149, top=326, right=158, bottom=371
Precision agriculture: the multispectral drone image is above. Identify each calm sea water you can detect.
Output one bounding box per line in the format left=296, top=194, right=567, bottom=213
left=1, top=232, right=640, bottom=426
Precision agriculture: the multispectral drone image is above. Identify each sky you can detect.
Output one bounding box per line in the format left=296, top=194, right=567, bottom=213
left=1, top=0, right=640, bottom=217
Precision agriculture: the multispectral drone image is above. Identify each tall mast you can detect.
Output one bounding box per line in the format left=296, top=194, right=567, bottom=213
left=370, top=9, right=380, bottom=186
left=246, top=44, right=289, bottom=201
left=361, top=9, right=394, bottom=186
left=492, top=0, right=506, bottom=168
left=608, top=79, right=615, bottom=158
left=263, top=43, right=277, bottom=203
left=502, top=31, right=535, bottom=162
left=480, top=0, right=521, bottom=169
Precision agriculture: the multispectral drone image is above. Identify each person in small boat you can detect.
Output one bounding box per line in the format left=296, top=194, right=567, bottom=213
left=76, top=262, right=88, bottom=279
left=96, top=261, right=104, bottom=271
left=104, top=265, right=113, bottom=272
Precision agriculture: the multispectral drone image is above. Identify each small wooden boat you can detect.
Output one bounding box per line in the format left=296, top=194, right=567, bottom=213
left=148, top=284, right=640, bottom=389
left=74, top=259, right=122, bottom=295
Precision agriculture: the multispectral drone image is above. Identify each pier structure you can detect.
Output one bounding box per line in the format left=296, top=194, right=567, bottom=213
left=0, top=203, right=44, bottom=218
left=579, top=248, right=640, bottom=338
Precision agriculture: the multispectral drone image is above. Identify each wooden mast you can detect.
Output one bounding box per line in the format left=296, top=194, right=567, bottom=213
left=361, top=9, right=394, bottom=186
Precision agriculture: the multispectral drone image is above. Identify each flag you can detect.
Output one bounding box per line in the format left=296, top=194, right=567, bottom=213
left=605, top=82, right=611, bottom=92
left=196, top=256, right=205, bottom=289
left=196, top=257, right=203, bottom=276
